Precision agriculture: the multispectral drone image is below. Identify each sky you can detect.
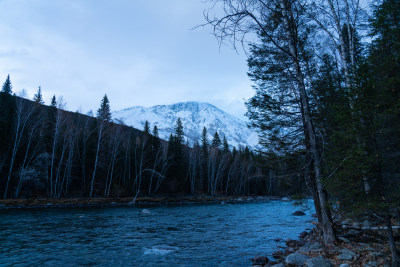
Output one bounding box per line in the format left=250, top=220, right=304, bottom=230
left=0, top=0, right=254, bottom=120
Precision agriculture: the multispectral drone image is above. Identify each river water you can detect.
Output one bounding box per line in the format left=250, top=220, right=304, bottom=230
left=0, top=200, right=315, bottom=266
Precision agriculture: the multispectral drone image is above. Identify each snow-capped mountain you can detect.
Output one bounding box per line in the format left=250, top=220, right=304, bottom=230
left=113, top=101, right=260, bottom=150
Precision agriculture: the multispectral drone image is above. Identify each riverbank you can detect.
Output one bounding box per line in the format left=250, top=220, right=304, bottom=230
left=252, top=214, right=399, bottom=267
left=0, top=195, right=284, bottom=209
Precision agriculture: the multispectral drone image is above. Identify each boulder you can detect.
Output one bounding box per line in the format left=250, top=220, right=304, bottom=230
left=292, top=211, right=306, bottom=216
left=363, top=220, right=372, bottom=228
left=298, top=242, right=322, bottom=254
left=285, top=252, right=310, bottom=266
left=264, top=261, right=279, bottom=267
left=272, top=250, right=284, bottom=259
left=285, top=238, right=303, bottom=248
left=339, top=264, right=350, bottom=267
left=363, top=262, right=378, bottom=267
left=305, top=256, right=332, bottom=267
left=281, top=197, right=291, bottom=201
left=252, top=256, right=269, bottom=265
left=299, top=231, right=308, bottom=239
left=343, top=229, right=361, bottom=237
left=337, top=248, right=356, bottom=260
left=338, top=236, right=351, bottom=243
left=285, top=246, right=295, bottom=255
left=368, top=252, right=383, bottom=259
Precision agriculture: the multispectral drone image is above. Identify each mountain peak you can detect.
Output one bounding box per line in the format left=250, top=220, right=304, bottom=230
left=113, top=101, right=259, bottom=149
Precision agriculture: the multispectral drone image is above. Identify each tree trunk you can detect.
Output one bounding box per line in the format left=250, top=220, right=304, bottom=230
left=280, top=0, right=336, bottom=245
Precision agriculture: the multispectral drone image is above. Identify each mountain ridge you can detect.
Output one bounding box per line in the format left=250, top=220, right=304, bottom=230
left=113, top=101, right=260, bottom=149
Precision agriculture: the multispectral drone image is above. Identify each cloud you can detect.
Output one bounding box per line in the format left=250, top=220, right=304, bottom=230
left=0, top=0, right=253, bottom=120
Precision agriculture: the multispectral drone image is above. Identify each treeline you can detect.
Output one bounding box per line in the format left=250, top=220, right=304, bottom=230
left=206, top=0, right=400, bottom=264
left=0, top=85, right=307, bottom=200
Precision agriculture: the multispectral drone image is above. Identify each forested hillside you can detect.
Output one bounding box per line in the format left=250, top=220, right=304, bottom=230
left=0, top=86, right=309, bottom=200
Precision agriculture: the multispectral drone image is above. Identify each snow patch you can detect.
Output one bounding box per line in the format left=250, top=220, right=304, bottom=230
left=113, top=101, right=261, bottom=150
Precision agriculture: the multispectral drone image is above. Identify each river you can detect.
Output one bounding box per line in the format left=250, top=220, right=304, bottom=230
left=0, top=199, right=315, bottom=266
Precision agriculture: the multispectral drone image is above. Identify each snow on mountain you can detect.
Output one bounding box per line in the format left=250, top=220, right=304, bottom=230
left=112, top=101, right=260, bottom=150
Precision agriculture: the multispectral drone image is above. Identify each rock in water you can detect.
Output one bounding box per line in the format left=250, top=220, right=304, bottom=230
left=292, top=211, right=306, bottom=216
left=141, top=209, right=151, bottom=214
left=299, top=231, right=308, bottom=239
left=285, top=252, right=310, bottom=266
left=251, top=256, right=269, bottom=265
left=305, top=256, right=333, bottom=267
left=272, top=250, right=284, bottom=259
left=285, top=238, right=303, bottom=248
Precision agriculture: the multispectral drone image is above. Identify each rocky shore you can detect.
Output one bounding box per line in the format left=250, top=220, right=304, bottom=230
left=251, top=214, right=399, bottom=267
left=0, top=195, right=278, bottom=209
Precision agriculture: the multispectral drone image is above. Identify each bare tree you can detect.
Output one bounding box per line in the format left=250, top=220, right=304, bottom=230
left=3, top=92, right=37, bottom=198
left=104, top=125, right=121, bottom=198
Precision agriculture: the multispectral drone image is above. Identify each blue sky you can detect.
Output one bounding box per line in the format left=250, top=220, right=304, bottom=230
left=0, top=0, right=253, bottom=119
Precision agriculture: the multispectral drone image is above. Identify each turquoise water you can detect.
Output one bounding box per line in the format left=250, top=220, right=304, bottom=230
left=0, top=200, right=314, bottom=266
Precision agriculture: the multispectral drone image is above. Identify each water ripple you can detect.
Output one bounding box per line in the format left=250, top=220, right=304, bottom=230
left=0, top=200, right=315, bottom=266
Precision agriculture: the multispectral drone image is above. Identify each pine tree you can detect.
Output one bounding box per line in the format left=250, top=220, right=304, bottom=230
left=201, top=127, right=208, bottom=155
left=96, top=94, right=111, bottom=121
left=143, top=120, right=150, bottom=135
left=223, top=136, right=229, bottom=153
left=50, top=95, right=57, bottom=108
left=151, top=125, right=160, bottom=151
left=211, top=132, right=221, bottom=148
left=152, top=125, right=159, bottom=138
left=33, top=86, right=44, bottom=104
left=1, top=75, right=12, bottom=94
left=175, top=118, right=184, bottom=145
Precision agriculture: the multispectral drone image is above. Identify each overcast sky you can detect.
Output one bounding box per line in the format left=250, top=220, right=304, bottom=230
left=0, top=0, right=254, bottom=120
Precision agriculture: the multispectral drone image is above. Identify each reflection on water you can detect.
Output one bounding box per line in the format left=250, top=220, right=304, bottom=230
left=0, top=200, right=314, bottom=266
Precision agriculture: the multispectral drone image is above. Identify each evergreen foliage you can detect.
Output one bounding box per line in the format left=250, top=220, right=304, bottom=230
left=96, top=94, right=111, bottom=121
left=50, top=95, right=57, bottom=108
left=143, top=120, right=150, bottom=135
left=223, top=136, right=229, bottom=153
left=1, top=75, right=12, bottom=94
left=174, top=118, right=184, bottom=144
left=201, top=127, right=208, bottom=154
left=33, top=86, right=44, bottom=104
left=211, top=132, right=221, bottom=148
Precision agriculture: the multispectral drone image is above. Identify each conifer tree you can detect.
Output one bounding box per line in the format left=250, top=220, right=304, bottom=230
left=175, top=118, right=184, bottom=145
left=50, top=95, right=57, bottom=108
left=143, top=120, right=150, bottom=135
left=33, top=86, right=44, bottom=104
left=201, top=127, right=208, bottom=154
left=152, top=125, right=159, bottom=138
left=1, top=75, right=12, bottom=94
left=151, top=125, right=160, bottom=151
left=223, top=136, right=229, bottom=153
left=96, top=94, right=111, bottom=121
left=211, top=132, right=221, bottom=148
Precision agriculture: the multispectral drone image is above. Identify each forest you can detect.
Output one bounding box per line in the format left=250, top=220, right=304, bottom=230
left=0, top=85, right=309, bottom=201
left=204, top=0, right=400, bottom=264
left=0, top=0, right=399, bottom=264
